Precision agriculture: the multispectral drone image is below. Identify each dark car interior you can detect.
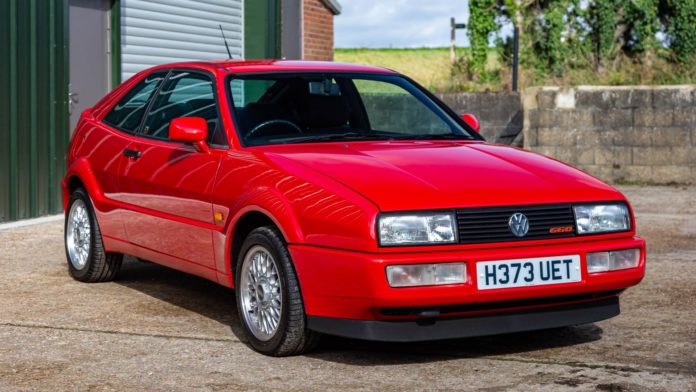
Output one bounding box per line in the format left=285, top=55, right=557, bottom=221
left=142, top=72, right=228, bottom=146
left=234, top=77, right=365, bottom=142
left=229, top=74, right=475, bottom=146
left=103, top=72, right=475, bottom=149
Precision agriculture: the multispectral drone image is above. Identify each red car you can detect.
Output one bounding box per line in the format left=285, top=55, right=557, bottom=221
left=63, top=60, right=645, bottom=356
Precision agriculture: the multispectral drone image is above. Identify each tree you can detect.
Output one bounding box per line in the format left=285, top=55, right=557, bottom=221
left=465, top=0, right=695, bottom=80
left=668, top=0, right=696, bottom=62
left=467, top=0, right=498, bottom=75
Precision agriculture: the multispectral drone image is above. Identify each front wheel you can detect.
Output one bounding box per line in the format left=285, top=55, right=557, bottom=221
left=65, top=188, right=122, bottom=282
left=235, top=226, right=319, bottom=356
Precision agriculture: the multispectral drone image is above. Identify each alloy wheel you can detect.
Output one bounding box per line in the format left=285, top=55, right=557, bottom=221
left=66, top=199, right=91, bottom=270
left=239, top=245, right=283, bottom=341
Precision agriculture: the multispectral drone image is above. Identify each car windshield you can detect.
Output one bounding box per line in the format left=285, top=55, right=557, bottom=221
left=226, top=73, right=476, bottom=146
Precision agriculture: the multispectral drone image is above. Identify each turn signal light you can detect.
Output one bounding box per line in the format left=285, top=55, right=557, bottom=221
left=386, top=263, right=467, bottom=287
left=586, top=248, right=640, bottom=273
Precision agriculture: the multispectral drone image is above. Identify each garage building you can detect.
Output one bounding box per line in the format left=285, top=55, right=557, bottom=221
left=0, top=0, right=341, bottom=222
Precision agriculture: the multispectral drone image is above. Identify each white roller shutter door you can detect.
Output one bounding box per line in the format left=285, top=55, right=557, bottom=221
left=121, top=0, right=243, bottom=80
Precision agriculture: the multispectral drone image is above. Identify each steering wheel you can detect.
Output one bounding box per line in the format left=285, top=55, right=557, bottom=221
left=246, top=119, right=303, bottom=139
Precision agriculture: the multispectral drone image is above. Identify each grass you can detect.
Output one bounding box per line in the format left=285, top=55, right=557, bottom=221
left=335, top=47, right=499, bottom=92
left=335, top=47, right=696, bottom=92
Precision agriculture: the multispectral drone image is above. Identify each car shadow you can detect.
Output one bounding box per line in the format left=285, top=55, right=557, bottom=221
left=308, top=325, right=603, bottom=366
left=115, top=257, right=249, bottom=343
left=115, top=258, right=604, bottom=365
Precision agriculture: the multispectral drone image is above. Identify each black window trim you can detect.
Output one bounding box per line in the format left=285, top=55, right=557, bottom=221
left=135, top=67, right=230, bottom=149
left=101, top=70, right=171, bottom=136
left=223, top=70, right=485, bottom=148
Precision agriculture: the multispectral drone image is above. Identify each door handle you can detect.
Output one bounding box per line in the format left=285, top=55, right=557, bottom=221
left=123, top=148, right=141, bottom=159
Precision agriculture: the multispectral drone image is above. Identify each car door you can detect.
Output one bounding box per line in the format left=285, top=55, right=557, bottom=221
left=89, top=71, right=168, bottom=239
left=118, top=69, right=226, bottom=268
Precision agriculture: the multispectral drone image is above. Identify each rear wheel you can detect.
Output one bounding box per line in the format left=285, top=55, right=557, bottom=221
left=235, top=226, right=319, bottom=356
left=65, top=188, right=122, bottom=282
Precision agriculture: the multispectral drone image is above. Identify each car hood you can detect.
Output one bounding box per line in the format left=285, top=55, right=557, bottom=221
left=258, top=141, right=623, bottom=211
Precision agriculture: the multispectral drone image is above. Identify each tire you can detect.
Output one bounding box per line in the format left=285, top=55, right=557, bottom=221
left=64, top=187, right=123, bottom=282
left=235, top=226, right=320, bottom=356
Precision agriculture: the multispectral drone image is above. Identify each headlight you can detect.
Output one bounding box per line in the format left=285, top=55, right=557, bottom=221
left=378, top=212, right=457, bottom=246
left=573, top=203, right=630, bottom=234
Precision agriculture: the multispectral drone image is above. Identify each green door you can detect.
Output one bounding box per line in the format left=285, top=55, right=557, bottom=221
left=0, top=0, right=70, bottom=222
left=245, top=0, right=280, bottom=59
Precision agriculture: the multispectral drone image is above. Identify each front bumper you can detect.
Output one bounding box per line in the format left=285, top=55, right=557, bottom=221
left=289, top=236, right=645, bottom=323
left=307, top=296, right=619, bottom=342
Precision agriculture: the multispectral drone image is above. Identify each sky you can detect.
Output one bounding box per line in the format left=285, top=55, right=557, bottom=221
left=334, top=0, right=471, bottom=49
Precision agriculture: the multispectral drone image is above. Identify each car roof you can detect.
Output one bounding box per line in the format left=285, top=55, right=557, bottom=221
left=159, top=59, right=398, bottom=75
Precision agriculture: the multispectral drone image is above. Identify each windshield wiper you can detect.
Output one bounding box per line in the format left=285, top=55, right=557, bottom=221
left=270, top=131, right=472, bottom=144
left=288, top=132, right=395, bottom=144
left=390, top=133, right=473, bottom=140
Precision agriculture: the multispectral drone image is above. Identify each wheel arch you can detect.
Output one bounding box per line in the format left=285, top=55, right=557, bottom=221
left=230, top=210, right=276, bottom=280
left=66, top=175, right=85, bottom=194
left=225, top=204, right=301, bottom=288
left=62, top=158, right=106, bottom=213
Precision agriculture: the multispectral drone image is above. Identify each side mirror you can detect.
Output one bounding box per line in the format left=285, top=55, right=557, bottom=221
left=461, top=113, right=480, bottom=133
left=170, top=117, right=209, bottom=153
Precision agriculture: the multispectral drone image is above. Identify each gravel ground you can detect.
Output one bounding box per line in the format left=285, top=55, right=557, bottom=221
left=0, top=185, right=694, bottom=391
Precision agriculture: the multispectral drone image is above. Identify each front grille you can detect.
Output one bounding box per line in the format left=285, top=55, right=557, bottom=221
left=456, top=203, right=576, bottom=244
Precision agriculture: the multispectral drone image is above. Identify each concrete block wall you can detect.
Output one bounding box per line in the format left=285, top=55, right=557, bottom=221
left=524, top=86, right=696, bottom=184
left=358, top=93, right=522, bottom=144
left=438, top=93, right=522, bottom=145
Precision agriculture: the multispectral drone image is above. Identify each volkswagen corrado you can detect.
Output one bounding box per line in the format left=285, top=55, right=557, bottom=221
left=63, top=60, right=645, bottom=356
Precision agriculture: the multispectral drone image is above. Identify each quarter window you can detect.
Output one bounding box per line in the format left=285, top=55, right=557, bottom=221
left=142, top=71, right=225, bottom=145
left=103, top=72, right=167, bottom=133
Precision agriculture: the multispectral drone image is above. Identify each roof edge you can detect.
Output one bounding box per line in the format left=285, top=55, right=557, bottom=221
left=320, top=0, right=342, bottom=15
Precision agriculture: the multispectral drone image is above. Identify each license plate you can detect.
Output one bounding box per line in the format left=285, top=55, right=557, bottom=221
left=476, top=255, right=581, bottom=290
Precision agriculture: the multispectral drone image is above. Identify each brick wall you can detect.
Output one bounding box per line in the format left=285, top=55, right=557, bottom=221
left=303, top=0, right=334, bottom=61
left=524, top=86, right=696, bottom=184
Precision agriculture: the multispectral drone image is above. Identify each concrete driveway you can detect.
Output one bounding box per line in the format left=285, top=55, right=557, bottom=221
left=1, top=185, right=694, bottom=391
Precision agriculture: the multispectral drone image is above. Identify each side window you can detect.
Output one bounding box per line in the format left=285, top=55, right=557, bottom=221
left=142, top=71, right=226, bottom=146
left=103, top=72, right=167, bottom=133
left=353, top=79, right=451, bottom=135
